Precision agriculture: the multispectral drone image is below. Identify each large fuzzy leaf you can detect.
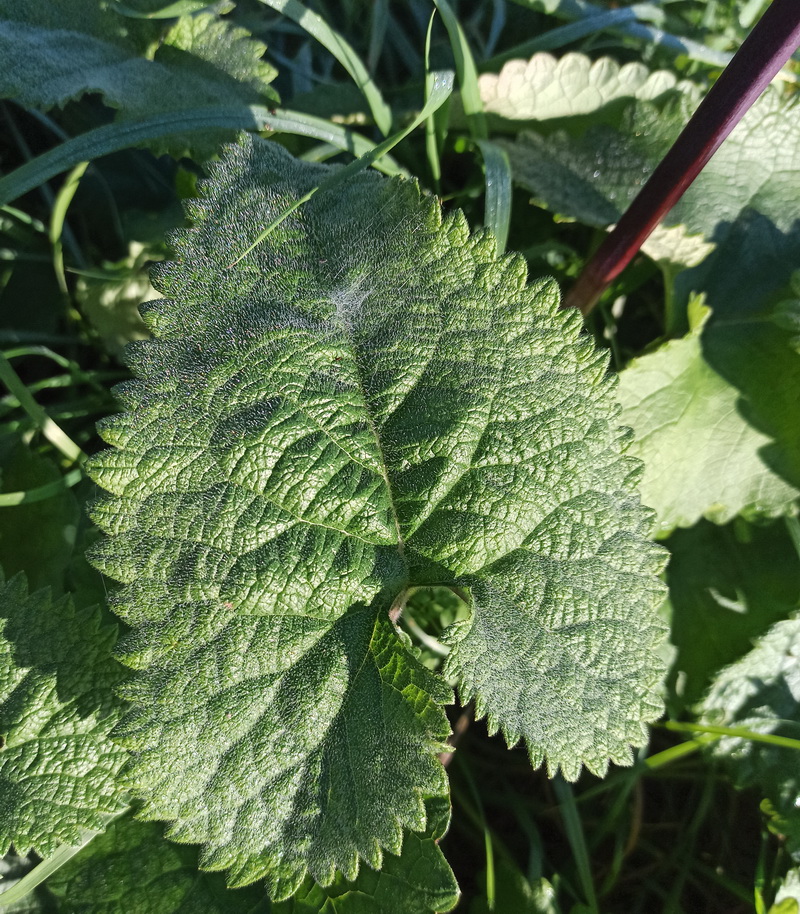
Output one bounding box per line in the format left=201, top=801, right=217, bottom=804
left=0, top=572, right=127, bottom=857
left=0, top=0, right=277, bottom=157
left=698, top=617, right=800, bottom=859
left=87, top=135, right=666, bottom=896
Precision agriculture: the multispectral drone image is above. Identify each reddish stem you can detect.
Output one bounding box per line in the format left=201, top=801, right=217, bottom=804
left=563, top=0, right=800, bottom=316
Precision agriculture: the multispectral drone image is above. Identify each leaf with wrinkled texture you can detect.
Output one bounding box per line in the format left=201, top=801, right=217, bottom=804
left=0, top=572, right=127, bottom=858
left=87, top=135, right=666, bottom=897
left=0, top=0, right=277, bottom=157
left=48, top=815, right=269, bottom=914
left=698, top=617, right=800, bottom=859
left=479, top=52, right=699, bottom=124
left=271, top=798, right=458, bottom=913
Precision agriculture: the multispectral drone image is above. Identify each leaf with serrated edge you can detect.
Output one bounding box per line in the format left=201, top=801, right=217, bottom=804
left=87, top=135, right=666, bottom=896
left=0, top=1, right=277, bottom=157
left=48, top=815, right=269, bottom=914
left=479, top=52, right=699, bottom=122
left=0, top=571, right=127, bottom=857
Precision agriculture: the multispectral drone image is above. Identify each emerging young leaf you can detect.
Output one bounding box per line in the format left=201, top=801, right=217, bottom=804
left=87, top=136, right=666, bottom=896
left=698, top=617, right=800, bottom=859
left=0, top=572, right=127, bottom=857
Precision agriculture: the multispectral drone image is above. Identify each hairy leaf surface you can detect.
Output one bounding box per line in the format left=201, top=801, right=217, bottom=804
left=88, top=136, right=666, bottom=894
left=0, top=0, right=277, bottom=157
left=48, top=816, right=269, bottom=914
left=699, top=618, right=800, bottom=858
left=0, top=572, right=127, bottom=857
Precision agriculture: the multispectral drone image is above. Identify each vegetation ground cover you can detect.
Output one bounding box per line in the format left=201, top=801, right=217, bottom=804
left=0, top=1, right=799, bottom=912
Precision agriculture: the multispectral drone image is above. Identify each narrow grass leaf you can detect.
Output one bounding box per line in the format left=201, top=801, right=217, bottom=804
left=476, top=139, right=511, bottom=254
left=49, top=161, right=88, bottom=296
left=433, top=0, right=487, bottom=140
left=0, top=105, right=406, bottom=207
left=0, top=467, right=83, bottom=507
left=110, top=0, right=216, bottom=17
left=0, top=808, right=130, bottom=908
left=256, top=0, right=392, bottom=136
left=552, top=776, right=599, bottom=914
left=0, top=353, right=84, bottom=464
left=227, top=70, right=453, bottom=264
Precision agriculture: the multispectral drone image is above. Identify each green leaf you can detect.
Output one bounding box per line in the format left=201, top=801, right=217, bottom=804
left=0, top=572, right=128, bottom=857
left=87, top=135, right=666, bottom=895
left=505, top=88, right=800, bottom=530
left=0, top=0, right=278, bottom=157
left=47, top=815, right=269, bottom=913
left=698, top=617, right=800, bottom=858
left=479, top=52, right=699, bottom=124
left=272, top=800, right=458, bottom=913
left=616, top=300, right=800, bottom=534
left=664, top=517, right=800, bottom=707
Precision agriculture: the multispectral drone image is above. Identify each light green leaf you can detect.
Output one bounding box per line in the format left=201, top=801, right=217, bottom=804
left=87, top=135, right=666, bottom=895
left=698, top=617, right=800, bottom=859
left=479, top=52, right=699, bottom=123
left=0, top=572, right=127, bottom=858
left=664, top=517, right=800, bottom=707
left=47, top=815, right=269, bottom=913
left=506, top=88, right=800, bottom=530
left=0, top=0, right=278, bottom=157
left=616, top=301, right=800, bottom=534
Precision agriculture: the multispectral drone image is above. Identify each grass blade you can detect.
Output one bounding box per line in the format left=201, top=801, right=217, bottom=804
left=228, top=71, right=454, bottom=265
left=0, top=353, right=84, bottom=464
left=553, top=775, right=599, bottom=914
left=0, top=105, right=407, bottom=207
left=433, top=0, right=487, bottom=140
left=256, top=0, right=392, bottom=136
left=0, top=467, right=83, bottom=507
left=476, top=139, right=511, bottom=254
left=110, top=0, right=213, bottom=17
left=50, top=161, right=88, bottom=296
left=0, top=809, right=130, bottom=907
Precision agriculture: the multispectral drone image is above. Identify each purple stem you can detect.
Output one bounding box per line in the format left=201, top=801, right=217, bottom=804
left=563, top=0, right=800, bottom=316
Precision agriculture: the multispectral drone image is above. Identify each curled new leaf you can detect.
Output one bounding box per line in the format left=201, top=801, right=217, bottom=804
left=87, top=135, right=666, bottom=897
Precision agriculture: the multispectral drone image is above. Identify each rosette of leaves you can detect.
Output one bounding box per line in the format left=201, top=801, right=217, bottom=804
left=87, top=136, right=666, bottom=900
